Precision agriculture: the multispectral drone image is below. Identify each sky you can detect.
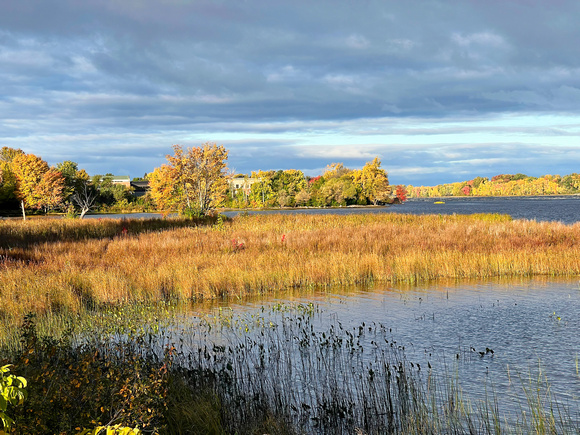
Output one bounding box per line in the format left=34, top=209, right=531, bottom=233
left=1, top=0, right=580, bottom=186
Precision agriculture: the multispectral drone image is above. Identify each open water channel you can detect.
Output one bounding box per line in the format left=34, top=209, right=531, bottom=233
left=90, top=194, right=580, bottom=224
left=221, top=195, right=580, bottom=224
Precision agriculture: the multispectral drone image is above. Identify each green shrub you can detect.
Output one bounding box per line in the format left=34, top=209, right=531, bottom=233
left=0, top=364, right=27, bottom=431
left=8, top=314, right=170, bottom=434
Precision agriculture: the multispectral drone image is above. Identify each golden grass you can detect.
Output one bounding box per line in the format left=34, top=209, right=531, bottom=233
left=1, top=213, right=580, bottom=323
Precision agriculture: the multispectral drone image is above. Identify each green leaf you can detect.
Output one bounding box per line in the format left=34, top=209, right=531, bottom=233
left=1, top=412, right=14, bottom=430
left=16, top=377, right=27, bottom=388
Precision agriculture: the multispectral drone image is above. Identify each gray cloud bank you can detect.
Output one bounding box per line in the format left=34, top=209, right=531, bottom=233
left=1, top=0, right=579, bottom=184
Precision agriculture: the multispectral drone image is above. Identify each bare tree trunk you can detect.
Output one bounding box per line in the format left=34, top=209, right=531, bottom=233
left=183, top=182, right=191, bottom=209
left=71, top=182, right=97, bottom=219
left=20, top=200, right=26, bottom=221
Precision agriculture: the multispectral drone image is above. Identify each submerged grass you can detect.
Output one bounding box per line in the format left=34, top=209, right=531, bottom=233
left=2, top=212, right=580, bottom=336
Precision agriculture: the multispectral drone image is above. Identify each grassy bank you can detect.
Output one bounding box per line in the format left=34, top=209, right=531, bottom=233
left=2, top=213, right=580, bottom=329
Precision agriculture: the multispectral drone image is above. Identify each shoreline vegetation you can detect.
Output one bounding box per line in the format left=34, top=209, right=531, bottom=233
left=1, top=145, right=404, bottom=219
left=1, top=203, right=393, bottom=218
left=2, top=212, right=580, bottom=433
left=3, top=144, right=580, bottom=220
left=2, top=194, right=580, bottom=221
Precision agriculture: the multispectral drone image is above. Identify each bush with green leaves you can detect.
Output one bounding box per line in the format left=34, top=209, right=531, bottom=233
left=78, top=424, right=142, bottom=435
left=7, top=314, right=170, bottom=434
left=0, top=364, right=27, bottom=432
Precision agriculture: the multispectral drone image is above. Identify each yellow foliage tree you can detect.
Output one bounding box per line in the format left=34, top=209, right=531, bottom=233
left=0, top=161, right=16, bottom=204
left=323, top=163, right=351, bottom=179
left=352, top=157, right=391, bottom=205
left=148, top=164, right=179, bottom=214
left=249, top=170, right=276, bottom=207
left=149, top=143, right=229, bottom=216
left=0, top=147, right=24, bottom=207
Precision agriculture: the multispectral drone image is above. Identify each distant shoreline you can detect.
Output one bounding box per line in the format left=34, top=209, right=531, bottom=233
left=408, top=193, right=580, bottom=200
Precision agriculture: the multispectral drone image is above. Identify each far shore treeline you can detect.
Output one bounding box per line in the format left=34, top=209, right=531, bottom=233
left=1, top=143, right=579, bottom=218
left=0, top=144, right=404, bottom=218
left=408, top=173, right=580, bottom=198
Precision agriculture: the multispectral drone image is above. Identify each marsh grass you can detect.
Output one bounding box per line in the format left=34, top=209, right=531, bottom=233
left=2, top=213, right=580, bottom=340
left=0, top=215, right=216, bottom=249
left=2, top=213, right=579, bottom=433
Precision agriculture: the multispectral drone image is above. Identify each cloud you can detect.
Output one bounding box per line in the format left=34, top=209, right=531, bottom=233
left=452, top=32, right=504, bottom=47
left=345, top=34, right=370, bottom=50
left=1, top=0, right=580, bottom=185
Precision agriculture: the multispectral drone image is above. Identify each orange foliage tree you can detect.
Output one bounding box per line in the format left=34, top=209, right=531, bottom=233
left=11, top=153, right=65, bottom=219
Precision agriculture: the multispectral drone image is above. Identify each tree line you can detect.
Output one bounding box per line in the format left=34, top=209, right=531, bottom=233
left=0, top=147, right=143, bottom=219
left=407, top=173, right=580, bottom=198
left=223, top=160, right=405, bottom=210
left=148, top=143, right=405, bottom=216
left=0, top=143, right=404, bottom=218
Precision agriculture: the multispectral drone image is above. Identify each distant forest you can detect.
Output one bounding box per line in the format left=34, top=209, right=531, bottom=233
left=407, top=173, right=580, bottom=198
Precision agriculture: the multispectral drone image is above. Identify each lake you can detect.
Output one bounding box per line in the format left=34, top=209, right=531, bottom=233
left=87, top=195, right=580, bottom=224
left=230, top=278, right=580, bottom=401
left=223, top=195, right=580, bottom=224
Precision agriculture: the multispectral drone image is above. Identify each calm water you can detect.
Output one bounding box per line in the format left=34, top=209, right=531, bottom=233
left=223, top=195, right=580, bottom=224
left=87, top=196, right=580, bottom=421
left=88, top=195, right=580, bottom=224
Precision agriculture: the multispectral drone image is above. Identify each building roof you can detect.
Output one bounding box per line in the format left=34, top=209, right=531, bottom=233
left=110, top=176, right=130, bottom=182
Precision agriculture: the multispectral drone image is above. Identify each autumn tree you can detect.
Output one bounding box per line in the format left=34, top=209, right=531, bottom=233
left=318, top=177, right=357, bottom=206
left=248, top=170, right=276, bottom=208
left=91, top=174, right=133, bottom=206
left=277, top=189, right=290, bottom=207
left=0, top=147, right=24, bottom=209
left=1, top=146, right=24, bottom=163
left=353, top=157, right=392, bottom=205
left=323, top=163, right=351, bottom=179
left=395, top=185, right=407, bottom=203
left=561, top=173, right=580, bottom=192
left=56, top=161, right=90, bottom=202
left=295, top=188, right=311, bottom=206
left=270, top=169, right=307, bottom=207
left=0, top=161, right=17, bottom=208
left=148, top=165, right=179, bottom=213
left=11, top=153, right=65, bottom=219
left=149, top=143, right=229, bottom=216
left=54, top=160, right=98, bottom=217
